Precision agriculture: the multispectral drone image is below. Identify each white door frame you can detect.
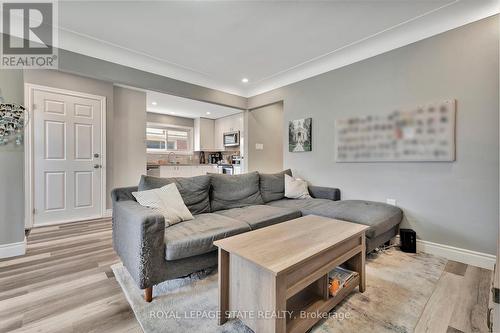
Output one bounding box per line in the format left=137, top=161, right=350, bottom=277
left=24, top=83, right=107, bottom=228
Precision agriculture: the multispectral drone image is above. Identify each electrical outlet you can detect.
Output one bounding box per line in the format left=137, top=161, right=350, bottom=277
left=386, top=198, right=397, bottom=206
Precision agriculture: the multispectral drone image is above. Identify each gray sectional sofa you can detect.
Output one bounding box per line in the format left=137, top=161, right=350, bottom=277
left=112, top=170, right=402, bottom=301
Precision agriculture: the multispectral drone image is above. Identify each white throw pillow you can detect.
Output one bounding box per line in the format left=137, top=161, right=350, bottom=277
left=284, top=174, right=311, bottom=199
left=132, top=183, right=194, bottom=226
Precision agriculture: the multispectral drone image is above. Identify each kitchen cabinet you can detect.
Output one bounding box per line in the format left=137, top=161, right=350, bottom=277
left=199, top=165, right=220, bottom=175
left=159, top=165, right=219, bottom=178
left=160, top=165, right=184, bottom=178
left=194, top=118, right=215, bottom=151
left=214, top=113, right=243, bottom=150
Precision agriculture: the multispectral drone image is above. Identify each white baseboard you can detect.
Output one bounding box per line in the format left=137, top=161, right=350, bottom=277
left=394, top=236, right=496, bottom=270
left=103, top=209, right=112, bottom=218
left=0, top=237, right=26, bottom=259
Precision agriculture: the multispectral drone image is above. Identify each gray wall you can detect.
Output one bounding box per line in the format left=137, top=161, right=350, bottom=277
left=147, top=112, right=194, bottom=128
left=24, top=70, right=115, bottom=208
left=113, top=86, right=147, bottom=188
left=247, top=102, right=284, bottom=173
left=0, top=70, right=25, bottom=245
left=248, top=16, right=499, bottom=255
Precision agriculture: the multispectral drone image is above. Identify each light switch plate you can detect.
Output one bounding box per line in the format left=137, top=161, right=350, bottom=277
left=255, top=143, right=264, bottom=150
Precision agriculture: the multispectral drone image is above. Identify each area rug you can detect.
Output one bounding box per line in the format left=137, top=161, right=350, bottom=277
left=112, top=248, right=447, bottom=333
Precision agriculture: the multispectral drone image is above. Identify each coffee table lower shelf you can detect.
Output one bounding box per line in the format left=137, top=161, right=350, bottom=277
left=286, top=275, right=360, bottom=333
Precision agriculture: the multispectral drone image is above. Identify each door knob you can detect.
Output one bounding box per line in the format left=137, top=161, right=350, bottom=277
left=94, top=153, right=100, bottom=158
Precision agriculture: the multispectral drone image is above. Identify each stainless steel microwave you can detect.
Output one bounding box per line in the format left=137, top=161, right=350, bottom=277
left=223, top=131, right=240, bottom=147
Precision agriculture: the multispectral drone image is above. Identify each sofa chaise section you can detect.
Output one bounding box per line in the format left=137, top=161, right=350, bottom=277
left=268, top=198, right=402, bottom=252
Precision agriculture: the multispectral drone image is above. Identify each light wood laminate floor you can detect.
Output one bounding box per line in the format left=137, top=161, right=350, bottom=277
left=0, top=218, right=140, bottom=333
left=0, top=218, right=492, bottom=333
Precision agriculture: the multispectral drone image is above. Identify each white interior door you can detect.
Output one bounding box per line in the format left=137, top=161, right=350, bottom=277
left=32, top=87, right=104, bottom=226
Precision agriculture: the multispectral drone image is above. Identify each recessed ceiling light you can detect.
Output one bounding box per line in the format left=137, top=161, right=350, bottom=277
left=206, top=112, right=211, bottom=115
left=170, top=111, right=176, bottom=115
left=241, top=78, right=249, bottom=83
left=151, top=101, right=157, bottom=106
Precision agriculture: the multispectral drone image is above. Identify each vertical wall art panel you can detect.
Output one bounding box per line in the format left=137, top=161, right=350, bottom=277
left=0, top=103, right=26, bottom=146
left=289, top=117, right=312, bottom=152
left=335, top=100, right=456, bottom=162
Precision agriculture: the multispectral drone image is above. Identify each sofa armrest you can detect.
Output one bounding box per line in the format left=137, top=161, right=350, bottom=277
left=308, top=185, right=341, bottom=201
left=112, top=200, right=165, bottom=289
left=111, top=186, right=139, bottom=202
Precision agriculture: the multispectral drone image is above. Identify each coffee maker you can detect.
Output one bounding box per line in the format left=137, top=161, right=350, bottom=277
left=208, top=152, right=223, bottom=164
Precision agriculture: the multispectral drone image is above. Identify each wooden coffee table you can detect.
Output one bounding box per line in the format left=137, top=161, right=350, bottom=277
left=214, top=215, right=369, bottom=333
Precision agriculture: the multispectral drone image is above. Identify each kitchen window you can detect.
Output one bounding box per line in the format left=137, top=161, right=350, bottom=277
left=146, top=123, right=193, bottom=154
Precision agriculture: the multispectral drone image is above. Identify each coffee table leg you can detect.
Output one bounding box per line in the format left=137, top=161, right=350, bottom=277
left=275, top=274, right=287, bottom=333
left=218, top=248, right=229, bottom=325
left=359, top=234, right=366, bottom=292
left=346, top=234, right=366, bottom=293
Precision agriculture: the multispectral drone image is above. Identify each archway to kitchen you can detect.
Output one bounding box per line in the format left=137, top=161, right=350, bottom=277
left=146, top=91, right=245, bottom=178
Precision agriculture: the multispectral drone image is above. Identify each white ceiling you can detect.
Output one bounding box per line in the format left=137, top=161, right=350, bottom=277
left=147, top=91, right=242, bottom=120
left=56, top=1, right=499, bottom=97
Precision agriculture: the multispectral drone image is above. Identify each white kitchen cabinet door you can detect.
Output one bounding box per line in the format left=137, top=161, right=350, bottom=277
left=227, top=113, right=243, bottom=132
left=160, top=165, right=185, bottom=178
left=194, top=118, right=215, bottom=151
left=199, top=165, right=217, bottom=175
left=159, top=165, right=174, bottom=178
left=214, top=113, right=244, bottom=151
left=160, top=165, right=220, bottom=178
left=192, top=165, right=208, bottom=176
left=178, top=166, right=194, bottom=177
left=214, top=119, right=224, bottom=150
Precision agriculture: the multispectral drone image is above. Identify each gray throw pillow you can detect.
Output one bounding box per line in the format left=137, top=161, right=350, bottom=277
left=259, top=169, right=292, bottom=203
left=210, top=172, right=264, bottom=211
left=138, top=175, right=211, bottom=215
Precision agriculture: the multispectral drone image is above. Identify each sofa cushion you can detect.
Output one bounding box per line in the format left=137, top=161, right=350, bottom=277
left=164, top=213, right=251, bottom=260
left=215, top=205, right=301, bottom=230
left=267, top=198, right=333, bottom=215
left=210, top=172, right=264, bottom=211
left=138, top=175, right=211, bottom=215
left=309, top=200, right=402, bottom=239
left=259, top=169, right=292, bottom=203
